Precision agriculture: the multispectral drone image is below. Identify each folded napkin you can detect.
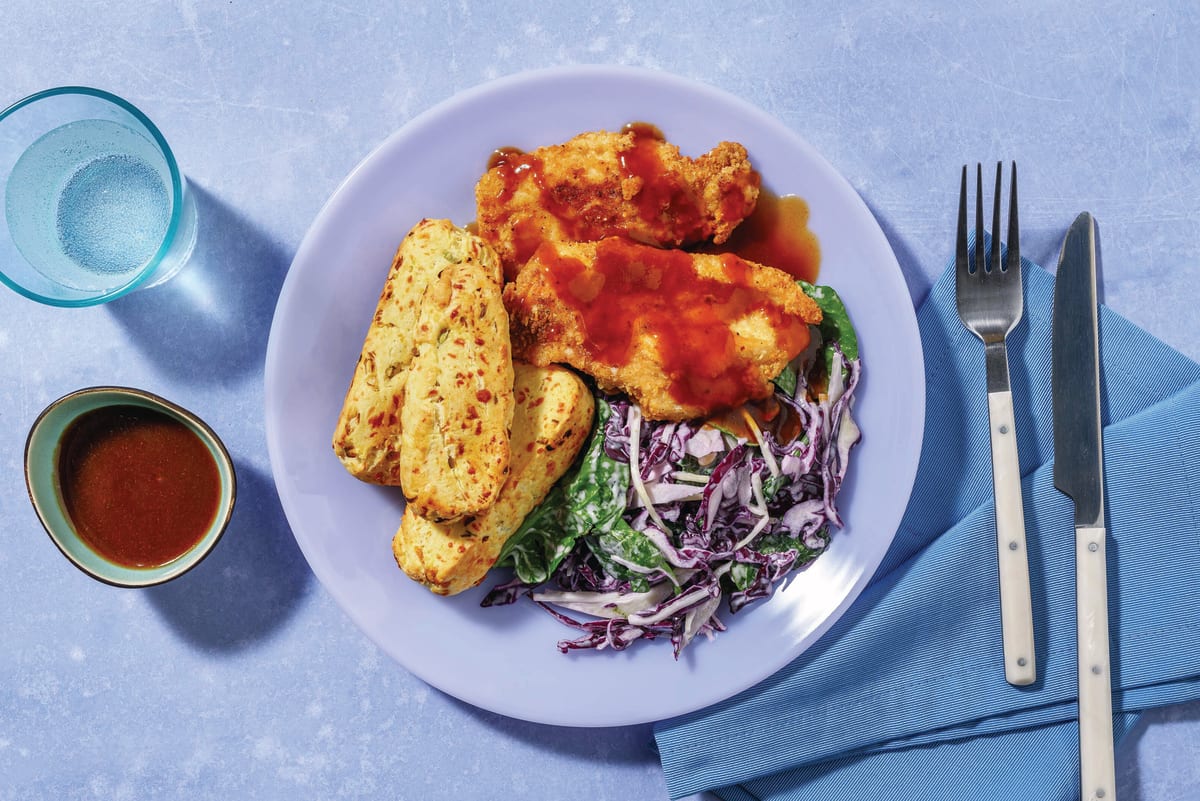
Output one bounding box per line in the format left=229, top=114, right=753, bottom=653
left=654, top=247, right=1200, bottom=801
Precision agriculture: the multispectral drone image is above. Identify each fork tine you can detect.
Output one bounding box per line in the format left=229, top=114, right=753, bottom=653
left=1005, top=162, right=1020, bottom=273
left=975, top=163, right=983, bottom=273
left=990, top=162, right=1002, bottom=273
left=957, top=165, right=969, bottom=274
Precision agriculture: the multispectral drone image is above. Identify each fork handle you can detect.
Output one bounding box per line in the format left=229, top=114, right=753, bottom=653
left=986, top=389, right=1037, bottom=686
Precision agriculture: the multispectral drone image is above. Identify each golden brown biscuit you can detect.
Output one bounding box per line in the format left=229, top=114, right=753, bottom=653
left=399, top=254, right=514, bottom=521
left=332, top=219, right=512, bottom=524
left=393, top=362, right=595, bottom=595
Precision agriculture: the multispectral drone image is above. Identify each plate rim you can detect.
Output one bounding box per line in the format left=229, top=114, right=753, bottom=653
left=264, top=64, right=925, bottom=727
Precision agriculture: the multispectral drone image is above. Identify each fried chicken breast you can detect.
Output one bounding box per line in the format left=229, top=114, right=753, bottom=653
left=504, top=237, right=822, bottom=421
left=475, top=128, right=760, bottom=279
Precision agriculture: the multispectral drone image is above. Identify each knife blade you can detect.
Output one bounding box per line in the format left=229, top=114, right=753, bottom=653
left=1052, top=211, right=1115, bottom=801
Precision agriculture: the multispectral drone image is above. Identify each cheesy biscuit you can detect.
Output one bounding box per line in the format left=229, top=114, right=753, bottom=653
left=393, top=362, right=594, bottom=595
left=333, top=218, right=513, bottom=523
left=399, top=250, right=514, bottom=521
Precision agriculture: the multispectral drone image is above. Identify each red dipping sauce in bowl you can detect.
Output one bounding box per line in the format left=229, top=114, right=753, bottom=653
left=25, top=386, right=236, bottom=587
left=58, top=405, right=222, bottom=568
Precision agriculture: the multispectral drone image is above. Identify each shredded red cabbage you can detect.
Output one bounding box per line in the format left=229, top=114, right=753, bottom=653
left=484, top=275, right=864, bottom=658
left=484, top=341, right=863, bottom=658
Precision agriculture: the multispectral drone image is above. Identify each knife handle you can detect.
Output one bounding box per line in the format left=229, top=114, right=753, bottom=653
left=987, top=390, right=1036, bottom=686
left=1076, top=524, right=1116, bottom=801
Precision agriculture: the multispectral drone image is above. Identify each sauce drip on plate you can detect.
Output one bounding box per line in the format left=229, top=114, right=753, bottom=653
left=698, top=190, right=821, bottom=283
left=58, top=405, right=221, bottom=568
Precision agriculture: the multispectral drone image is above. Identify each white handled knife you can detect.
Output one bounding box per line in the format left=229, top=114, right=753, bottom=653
left=1052, top=212, right=1116, bottom=801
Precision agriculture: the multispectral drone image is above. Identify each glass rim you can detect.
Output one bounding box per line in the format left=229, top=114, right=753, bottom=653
left=0, top=86, right=186, bottom=307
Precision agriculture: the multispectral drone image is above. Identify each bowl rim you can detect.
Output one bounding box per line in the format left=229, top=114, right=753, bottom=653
left=24, top=385, right=237, bottom=587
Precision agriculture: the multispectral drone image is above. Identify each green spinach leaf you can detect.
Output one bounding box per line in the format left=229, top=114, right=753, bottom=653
left=753, top=531, right=825, bottom=562
left=589, top=517, right=672, bottom=593
left=729, top=561, right=759, bottom=591
left=799, top=280, right=858, bottom=367
left=772, top=363, right=798, bottom=396
left=499, top=396, right=631, bottom=584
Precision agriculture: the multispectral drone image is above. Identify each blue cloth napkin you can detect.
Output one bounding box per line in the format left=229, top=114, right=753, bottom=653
left=654, top=250, right=1200, bottom=800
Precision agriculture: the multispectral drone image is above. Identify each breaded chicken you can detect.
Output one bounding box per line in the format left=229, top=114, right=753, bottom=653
left=504, top=237, right=822, bottom=421
left=393, top=363, right=595, bottom=595
left=332, top=218, right=513, bottom=522
left=475, top=129, right=760, bottom=279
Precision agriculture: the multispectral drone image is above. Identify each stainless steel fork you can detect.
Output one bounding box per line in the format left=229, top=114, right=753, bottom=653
left=955, top=162, right=1036, bottom=687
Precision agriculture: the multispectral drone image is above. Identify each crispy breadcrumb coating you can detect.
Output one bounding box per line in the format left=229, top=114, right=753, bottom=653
left=475, top=129, right=760, bottom=279
left=504, top=237, right=821, bottom=421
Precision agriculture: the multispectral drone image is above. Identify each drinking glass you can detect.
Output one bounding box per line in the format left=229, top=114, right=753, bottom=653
left=0, top=87, right=198, bottom=306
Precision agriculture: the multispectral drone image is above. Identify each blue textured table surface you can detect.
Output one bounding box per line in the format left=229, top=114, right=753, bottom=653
left=3, top=3, right=1198, bottom=799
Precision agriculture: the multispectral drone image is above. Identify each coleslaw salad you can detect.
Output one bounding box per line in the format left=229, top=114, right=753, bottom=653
left=484, top=280, right=863, bottom=657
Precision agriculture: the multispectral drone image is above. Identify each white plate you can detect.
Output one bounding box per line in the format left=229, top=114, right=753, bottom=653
left=264, top=65, right=924, bottom=727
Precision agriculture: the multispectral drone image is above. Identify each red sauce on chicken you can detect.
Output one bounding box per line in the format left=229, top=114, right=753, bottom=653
left=532, top=237, right=811, bottom=411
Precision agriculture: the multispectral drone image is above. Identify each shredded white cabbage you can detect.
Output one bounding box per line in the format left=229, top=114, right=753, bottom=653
left=628, top=405, right=672, bottom=535
left=532, top=584, right=675, bottom=619
left=741, top=409, right=781, bottom=478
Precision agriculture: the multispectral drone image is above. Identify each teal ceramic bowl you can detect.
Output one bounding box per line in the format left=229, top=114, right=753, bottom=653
left=25, top=386, right=236, bottom=587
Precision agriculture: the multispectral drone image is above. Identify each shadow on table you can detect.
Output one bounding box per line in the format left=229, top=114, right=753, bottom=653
left=448, top=695, right=660, bottom=767
left=147, top=461, right=314, bottom=651
left=107, top=183, right=291, bottom=384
